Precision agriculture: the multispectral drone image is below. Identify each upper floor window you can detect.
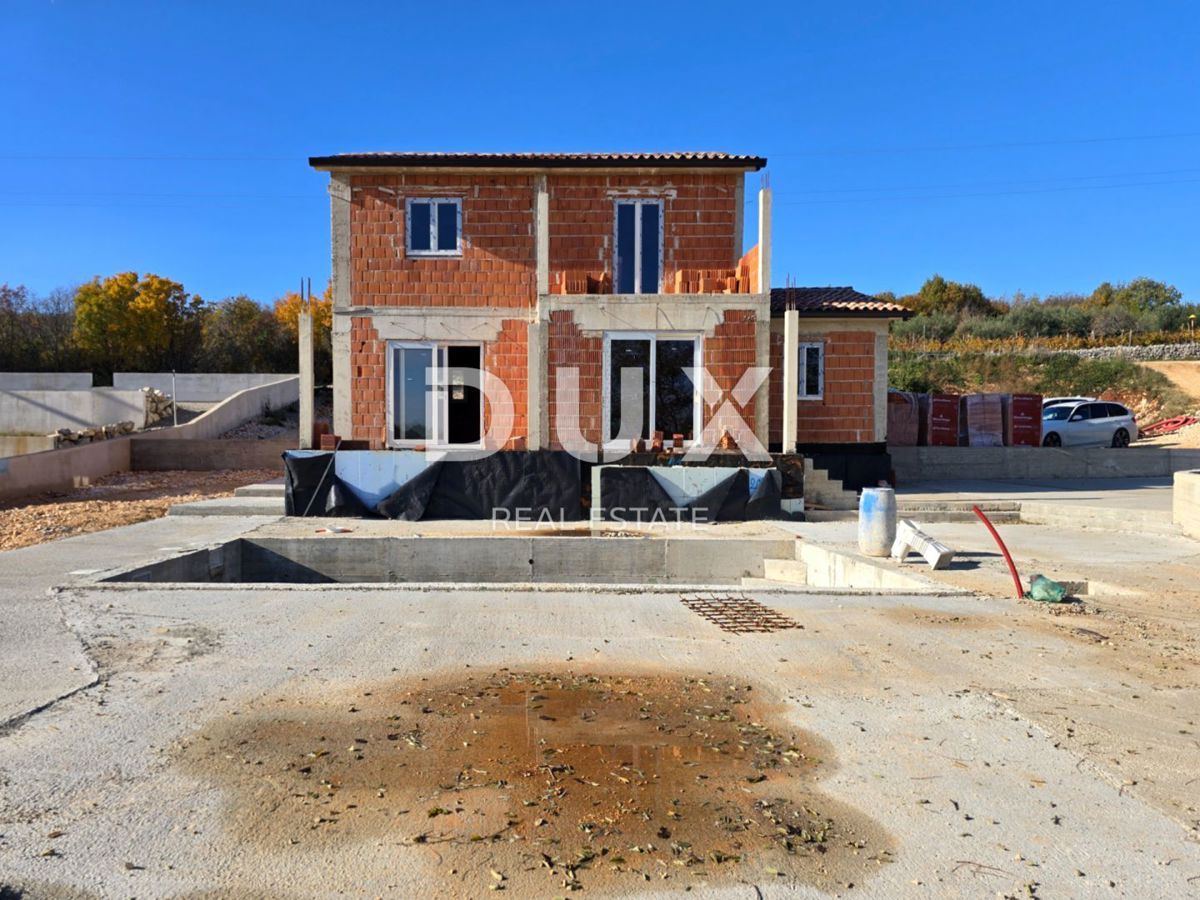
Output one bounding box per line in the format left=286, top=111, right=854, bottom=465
left=406, top=198, right=462, bottom=256
left=613, top=199, right=662, bottom=294
left=798, top=342, right=824, bottom=400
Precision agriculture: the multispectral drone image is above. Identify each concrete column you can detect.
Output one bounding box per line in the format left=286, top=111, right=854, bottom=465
left=753, top=314, right=770, bottom=447
left=732, top=178, right=745, bottom=262
left=873, top=329, right=889, bottom=443
left=298, top=311, right=314, bottom=449
left=535, top=175, right=549, bottom=295
left=329, top=173, right=352, bottom=437
left=332, top=315, right=352, bottom=438
left=782, top=309, right=798, bottom=453
left=757, top=186, right=771, bottom=293
left=527, top=317, right=547, bottom=449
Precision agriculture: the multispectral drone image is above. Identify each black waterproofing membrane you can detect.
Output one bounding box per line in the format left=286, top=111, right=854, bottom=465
left=598, top=467, right=781, bottom=522
left=282, top=452, right=372, bottom=518
left=375, top=451, right=583, bottom=521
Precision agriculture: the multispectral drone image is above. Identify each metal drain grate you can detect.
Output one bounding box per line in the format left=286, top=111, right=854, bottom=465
left=680, top=592, right=801, bottom=634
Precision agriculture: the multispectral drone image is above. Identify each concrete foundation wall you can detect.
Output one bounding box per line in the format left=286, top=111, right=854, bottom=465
left=131, top=437, right=292, bottom=472
left=0, top=373, right=92, bottom=390
left=892, top=446, right=1200, bottom=483
left=112, top=373, right=296, bottom=402
left=0, top=389, right=146, bottom=433
left=0, top=435, right=58, bottom=459
left=0, top=438, right=131, bottom=502
left=139, top=377, right=299, bottom=442
left=1174, top=470, right=1200, bottom=540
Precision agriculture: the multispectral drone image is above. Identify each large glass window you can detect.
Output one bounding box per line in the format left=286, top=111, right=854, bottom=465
left=388, top=342, right=482, bottom=446
left=605, top=333, right=699, bottom=444
left=613, top=199, right=663, bottom=294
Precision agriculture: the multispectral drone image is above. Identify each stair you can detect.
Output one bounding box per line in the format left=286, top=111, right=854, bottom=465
left=741, top=542, right=808, bottom=588
left=802, top=459, right=859, bottom=510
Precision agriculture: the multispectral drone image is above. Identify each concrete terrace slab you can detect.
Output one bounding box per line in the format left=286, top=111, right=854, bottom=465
left=0, top=514, right=280, bottom=728
left=0, top=578, right=1196, bottom=896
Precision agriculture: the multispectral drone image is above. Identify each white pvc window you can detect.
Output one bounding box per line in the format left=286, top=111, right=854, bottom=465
left=613, top=199, right=664, bottom=294
left=405, top=198, right=462, bottom=256
left=386, top=341, right=484, bottom=447
left=798, top=342, right=824, bottom=400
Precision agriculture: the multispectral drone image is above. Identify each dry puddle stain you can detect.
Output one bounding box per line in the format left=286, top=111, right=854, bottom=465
left=180, top=670, right=894, bottom=894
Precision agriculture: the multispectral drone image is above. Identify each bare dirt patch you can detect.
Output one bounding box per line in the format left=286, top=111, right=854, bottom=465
left=178, top=669, right=894, bottom=896
left=0, top=468, right=278, bottom=551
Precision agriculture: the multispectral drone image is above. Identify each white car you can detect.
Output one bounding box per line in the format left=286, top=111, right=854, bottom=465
left=1042, top=400, right=1138, bottom=448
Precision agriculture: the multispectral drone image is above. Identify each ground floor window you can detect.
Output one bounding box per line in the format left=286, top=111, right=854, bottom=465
left=603, top=332, right=701, bottom=445
left=798, top=341, right=824, bottom=400
left=387, top=341, right=482, bottom=446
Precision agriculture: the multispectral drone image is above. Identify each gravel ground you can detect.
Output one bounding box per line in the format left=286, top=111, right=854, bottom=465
left=0, top=469, right=278, bottom=551
left=221, top=390, right=332, bottom=440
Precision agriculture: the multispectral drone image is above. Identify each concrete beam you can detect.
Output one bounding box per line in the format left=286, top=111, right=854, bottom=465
left=535, top=175, right=549, bottom=295
left=757, top=186, right=771, bottom=292
left=298, top=311, right=314, bottom=449
left=781, top=309, right=798, bottom=453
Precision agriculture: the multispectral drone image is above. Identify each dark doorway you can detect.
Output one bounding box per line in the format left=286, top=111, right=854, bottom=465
left=445, top=345, right=482, bottom=445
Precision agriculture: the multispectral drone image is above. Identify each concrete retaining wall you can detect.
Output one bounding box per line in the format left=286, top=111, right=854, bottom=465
left=0, top=435, right=58, bottom=458
left=0, top=438, right=131, bottom=502
left=891, top=446, right=1200, bottom=483
left=139, top=377, right=299, bottom=441
left=131, top=437, right=291, bottom=471
left=112, top=373, right=296, bottom=402
left=1068, top=343, right=1199, bottom=362
left=0, top=372, right=92, bottom=390
left=1174, top=470, right=1200, bottom=540
left=0, top=389, right=147, bottom=433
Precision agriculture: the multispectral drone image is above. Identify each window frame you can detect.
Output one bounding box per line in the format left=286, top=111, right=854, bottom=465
left=612, top=198, right=665, bottom=294
left=385, top=339, right=485, bottom=449
left=797, top=341, right=825, bottom=401
left=601, top=330, right=702, bottom=448
left=404, top=197, right=463, bottom=257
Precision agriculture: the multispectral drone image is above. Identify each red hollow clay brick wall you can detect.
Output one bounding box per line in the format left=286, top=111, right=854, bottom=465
left=483, top=319, right=529, bottom=448
left=703, top=310, right=758, bottom=442
left=548, top=173, right=740, bottom=281
left=546, top=310, right=604, bottom=449
left=794, top=331, right=877, bottom=444
left=349, top=316, right=387, bottom=448
left=349, top=173, right=536, bottom=309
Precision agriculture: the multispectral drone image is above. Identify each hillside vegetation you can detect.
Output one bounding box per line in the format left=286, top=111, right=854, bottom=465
left=889, top=351, right=1193, bottom=422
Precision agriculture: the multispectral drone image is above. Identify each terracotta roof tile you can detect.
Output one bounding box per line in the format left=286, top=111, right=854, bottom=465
left=309, top=151, right=766, bottom=170
left=770, top=287, right=911, bottom=319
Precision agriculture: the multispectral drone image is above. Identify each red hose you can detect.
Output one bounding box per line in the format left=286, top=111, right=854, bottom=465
left=972, top=505, right=1024, bottom=599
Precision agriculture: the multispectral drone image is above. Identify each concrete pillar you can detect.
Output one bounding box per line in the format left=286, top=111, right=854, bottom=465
left=757, top=186, right=771, bottom=293
left=873, top=329, right=889, bottom=443
left=329, top=173, right=352, bottom=437
left=298, top=311, right=314, bottom=449
left=527, top=318, right=547, bottom=449
left=732, top=178, right=745, bottom=262
left=753, top=314, right=770, bottom=447
left=535, top=175, right=549, bottom=295
left=782, top=309, right=798, bottom=453
left=332, top=316, right=352, bottom=438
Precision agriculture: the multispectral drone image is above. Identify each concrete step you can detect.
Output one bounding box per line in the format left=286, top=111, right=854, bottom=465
left=168, top=496, right=284, bottom=517
left=762, top=557, right=807, bottom=584
left=739, top=576, right=809, bottom=590
left=234, top=481, right=286, bottom=498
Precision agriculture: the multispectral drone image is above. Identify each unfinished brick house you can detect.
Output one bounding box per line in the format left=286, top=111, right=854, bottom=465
left=308, top=151, right=907, bottom=468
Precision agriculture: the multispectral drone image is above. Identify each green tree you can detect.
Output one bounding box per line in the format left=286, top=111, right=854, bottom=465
left=201, top=296, right=293, bottom=372
left=899, top=275, right=995, bottom=318
left=73, top=272, right=204, bottom=376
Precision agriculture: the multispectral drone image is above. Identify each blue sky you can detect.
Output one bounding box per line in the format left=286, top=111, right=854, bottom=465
left=2, top=0, right=1198, bottom=304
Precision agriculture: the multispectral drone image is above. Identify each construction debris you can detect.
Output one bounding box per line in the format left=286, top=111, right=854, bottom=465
left=891, top=519, right=955, bottom=569
left=142, top=387, right=175, bottom=424
left=49, top=421, right=137, bottom=448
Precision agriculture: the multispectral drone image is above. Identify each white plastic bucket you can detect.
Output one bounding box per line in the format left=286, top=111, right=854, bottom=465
left=858, top=486, right=897, bottom=557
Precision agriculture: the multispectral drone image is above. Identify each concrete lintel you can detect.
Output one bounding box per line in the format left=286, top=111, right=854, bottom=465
left=540, top=293, right=770, bottom=335
left=298, top=312, right=315, bottom=450
left=781, top=309, right=799, bottom=453
left=757, top=187, right=771, bottom=292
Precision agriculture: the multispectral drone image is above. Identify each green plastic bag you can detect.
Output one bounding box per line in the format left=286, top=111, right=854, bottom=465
left=1025, top=574, right=1069, bottom=603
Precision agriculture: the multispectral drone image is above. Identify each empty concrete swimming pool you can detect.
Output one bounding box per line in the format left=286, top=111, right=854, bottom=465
left=102, top=533, right=798, bottom=585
